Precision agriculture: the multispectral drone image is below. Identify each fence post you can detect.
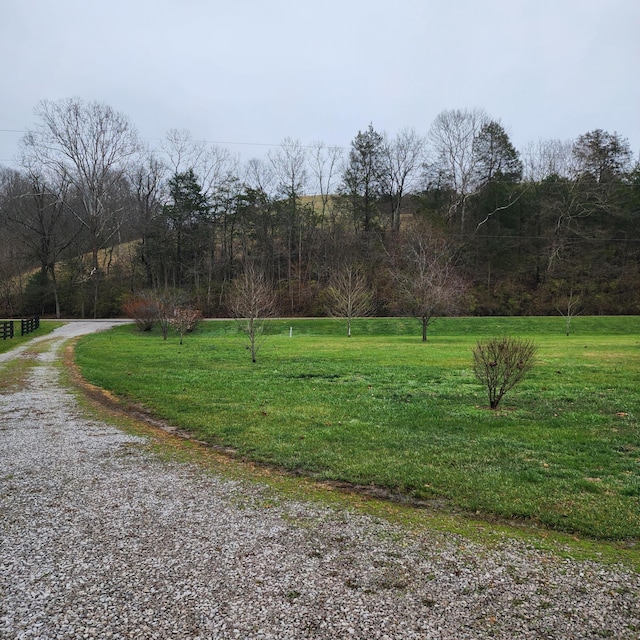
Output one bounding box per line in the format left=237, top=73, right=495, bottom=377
left=20, top=316, right=40, bottom=336
left=1, top=321, right=14, bottom=340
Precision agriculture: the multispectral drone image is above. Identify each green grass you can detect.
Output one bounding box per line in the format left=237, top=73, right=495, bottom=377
left=0, top=320, right=63, bottom=355
left=74, top=316, right=640, bottom=540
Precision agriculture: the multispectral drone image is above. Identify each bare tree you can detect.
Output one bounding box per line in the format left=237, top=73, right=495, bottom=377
left=309, top=141, right=343, bottom=231
left=244, top=157, right=277, bottom=197
left=381, top=128, right=425, bottom=232
left=1, top=165, right=77, bottom=318
left=522, top=138, right=574, bottom=182
left=227, top=263, right=278, bottom=362
left=427, top=108, right=489, bottom=233
left=396, top=227, right=466, bottom=341
left=22, top=98, right=140, bottom=317
left=162, top=129, right=208, bottom=176
left=472, top=336, right=537, bottom=409
left=128, top=149, right=168, bottom=288
left=325, top=264, right=373, bottom=337
left=268, top=138, right=311, bottom=312
left=555, top=288, right=582, bottom=336
left=268, top=138, right=309, bottom=201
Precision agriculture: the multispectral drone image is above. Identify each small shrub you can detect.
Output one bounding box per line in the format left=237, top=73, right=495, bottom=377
left=169, top=307, right=202, bottom=344
left=122, top=296, right=158, bottom=331
left=472, top=336, right=537, bottom=409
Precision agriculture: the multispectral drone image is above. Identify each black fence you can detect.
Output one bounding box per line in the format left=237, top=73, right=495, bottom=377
left=1, top=321, right=14, bottom=340
left=1, top=317, right=40, bottom=340
left=21, top=316, right=40, bottom=336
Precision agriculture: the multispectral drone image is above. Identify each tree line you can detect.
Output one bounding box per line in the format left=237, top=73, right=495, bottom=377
left=0, top=97, right=638, bottom=321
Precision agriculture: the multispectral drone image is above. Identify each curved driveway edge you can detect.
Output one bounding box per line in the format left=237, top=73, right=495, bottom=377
left=0, top=323, right=638, bottom=639
left=0, top=320, right=131, bottom=364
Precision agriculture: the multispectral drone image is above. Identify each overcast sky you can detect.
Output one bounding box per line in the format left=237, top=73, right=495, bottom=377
left=1, top=0, right=639, bottom=168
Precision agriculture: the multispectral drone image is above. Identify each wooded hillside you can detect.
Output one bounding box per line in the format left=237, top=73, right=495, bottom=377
left=1, top=99, right=638, bottom=318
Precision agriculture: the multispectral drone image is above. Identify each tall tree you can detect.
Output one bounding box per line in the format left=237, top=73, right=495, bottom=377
left=128, top=150, right=168, bottom=288
left=381, top=128, right=425, bottom=232
left=572, top=130, right=633, bottom=184
left=340, top=124, right=385, bottom=234
left=269, top=138, right=314, bottom=313
left=427, top=108, right=489, bottom=233
left=472, top=121, right=522, bottom=185
left=1, top=166, right=78, bottom=317
left=310, top=141, right=342, bottom=231
left=162, top=169, right=211, bottom=288
left=522, top=138, right=574, bottom=182
left=21, top=98, right=140, bottom=317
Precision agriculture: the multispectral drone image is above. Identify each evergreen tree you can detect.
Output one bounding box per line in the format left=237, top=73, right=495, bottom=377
left=473, top=121, right=523, bottom=184
left=340, top=124, right=386, bottom=234
left=162, top=169, right=210, bottom=287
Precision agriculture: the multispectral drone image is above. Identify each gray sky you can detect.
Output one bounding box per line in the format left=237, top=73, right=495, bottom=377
left=1, top=0, right=639, bottom=167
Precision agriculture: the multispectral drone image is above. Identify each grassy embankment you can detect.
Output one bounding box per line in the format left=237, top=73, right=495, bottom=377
left=75, top=316, right=640, bottom=541
left=0, top=320, right=64, bottom=391
left=0, top=320, right=63, bottom=356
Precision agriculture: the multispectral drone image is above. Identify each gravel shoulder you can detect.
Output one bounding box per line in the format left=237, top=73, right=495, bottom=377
left=1, top=323, right=639, bottom=639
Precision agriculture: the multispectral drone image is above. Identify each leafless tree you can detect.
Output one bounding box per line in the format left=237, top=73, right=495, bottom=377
left=555, top=288, right=582, bottom=336
left=162, top=129, right=208, bottom=176
left=268, top=137, right=309, bottom=201
left=22, top=98, right=140, bottom=317
left=269, top=138, right=312, bottom=312
left=521, top=138, right=575, bottom=182
left=472, top=336, right=537, bottom=409
left=325, top=264, right=373, bottom=337
left=1, top=165, right=77, bottom=318
left=381, top=128, right=425, bottom=232
left=309, top=141, right=343, bottom=231
left=127, top=149, right=168, bottom=288
left=427, top=108, right=489, bottom=233
left=396, top=226, right=466, bottom=341
left=243, top=157, right=277, bottom=197
left=227, top=263, right=278, bottom=362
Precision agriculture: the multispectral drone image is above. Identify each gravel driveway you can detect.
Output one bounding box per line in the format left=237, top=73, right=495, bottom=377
left=1, top=322, right=638, bottom=639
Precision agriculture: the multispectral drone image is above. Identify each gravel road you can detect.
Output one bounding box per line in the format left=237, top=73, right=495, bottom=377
left=1, top=322, right=638, bottom=639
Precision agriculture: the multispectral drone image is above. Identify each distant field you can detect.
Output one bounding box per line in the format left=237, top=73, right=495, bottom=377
left=74, top=316, right=640, bottom=540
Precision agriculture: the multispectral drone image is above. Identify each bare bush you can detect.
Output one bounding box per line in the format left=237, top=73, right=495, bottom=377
left=472, top=336, right=537, bottom=409
left=169, top=307, right=202, bottom=345
left=122, top=295, right=158, bottom=331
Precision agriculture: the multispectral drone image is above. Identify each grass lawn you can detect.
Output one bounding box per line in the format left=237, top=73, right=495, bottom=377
left=74, top=316, right=640, bottom=540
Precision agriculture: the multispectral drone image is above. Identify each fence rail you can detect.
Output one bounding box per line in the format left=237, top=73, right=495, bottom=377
left=1, top=321, right=14, bottom=340
left=1, top=317, right=40, bottom=340
left=21, top=316, right=40, bottom=336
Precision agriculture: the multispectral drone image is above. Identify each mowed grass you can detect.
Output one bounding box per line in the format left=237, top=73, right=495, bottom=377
left=74, top=316, right=640, bottom=540
left=0, top=320, right=63, bottom=355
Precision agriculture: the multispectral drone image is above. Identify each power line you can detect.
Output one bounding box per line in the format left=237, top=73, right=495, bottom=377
left=0, top=128, right=346, bottom=151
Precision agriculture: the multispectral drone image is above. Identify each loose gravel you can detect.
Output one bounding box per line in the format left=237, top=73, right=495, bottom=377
left=1, top=323, right=638, bottom=639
